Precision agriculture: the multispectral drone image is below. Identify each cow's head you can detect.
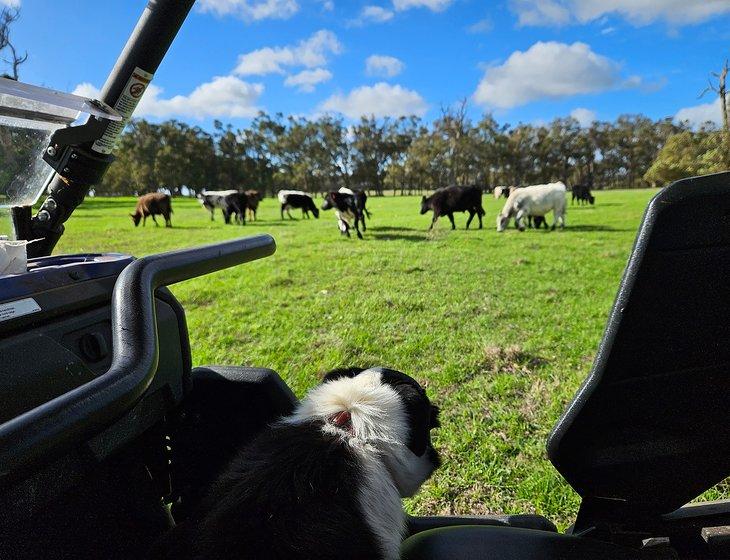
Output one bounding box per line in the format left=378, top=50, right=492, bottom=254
left=420, top=196, right=433, bottom=215
left=130, top=212, right=141, bottom=227
left=496, top=213, right=510, bottom=232
left=321, top=192, right=336, bottom=211
left=589, top=195, right=595, bottom=205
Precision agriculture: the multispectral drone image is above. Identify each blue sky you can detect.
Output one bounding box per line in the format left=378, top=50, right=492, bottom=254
left=11, top=0, right=730, bottom=130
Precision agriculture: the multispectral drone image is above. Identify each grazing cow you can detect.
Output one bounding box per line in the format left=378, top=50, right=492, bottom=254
left=245, top=190, right=263, bottom=221
left=278, top=190, right=320, bottom=220
left=420, top=185, right=485, bottom=230
left=338, top=187, right=371, bottom=228
left=198, top=190, right=248, bottom=225
left=497, top=182, right=567, bottom=232
left=130, top=193, right=172, bottom=227
left=571, top=184, right=595, bottom=205
left=322, top=191, right=364, bottom=239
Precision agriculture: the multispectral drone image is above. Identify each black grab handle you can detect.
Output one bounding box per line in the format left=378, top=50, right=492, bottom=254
left=0, top=235, right=276, bottom=481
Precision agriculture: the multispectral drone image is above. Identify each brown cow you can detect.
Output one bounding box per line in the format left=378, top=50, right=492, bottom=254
left=245, top=190, right=262, bottom=221
left=130, top=193, right=173, bottom=227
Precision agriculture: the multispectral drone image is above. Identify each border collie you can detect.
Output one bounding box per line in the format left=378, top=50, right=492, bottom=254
left=152, top=367, right=440, bottom=560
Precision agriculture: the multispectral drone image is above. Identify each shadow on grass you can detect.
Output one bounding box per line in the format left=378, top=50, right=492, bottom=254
left=564, top=224, right=633, bottom=232
left=368, top=226, right=421, bottom=232
left=370, top=232, right=427, bottom=242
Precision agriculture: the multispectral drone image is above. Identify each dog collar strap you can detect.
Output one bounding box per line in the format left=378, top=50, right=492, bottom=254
left=328, top=410, right=354, bottom=435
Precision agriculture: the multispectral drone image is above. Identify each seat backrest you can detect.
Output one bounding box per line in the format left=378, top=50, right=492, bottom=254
left=548, top=172, right=730, bottom=516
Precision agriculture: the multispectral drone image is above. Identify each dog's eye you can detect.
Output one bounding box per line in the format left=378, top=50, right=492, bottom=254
left=429, top=405, right=440, bottom=429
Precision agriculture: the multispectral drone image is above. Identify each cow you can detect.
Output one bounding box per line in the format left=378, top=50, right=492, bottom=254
left=571, top=184, right=595, bottom=205
left=198, top=190, right=248, bottom=225
left=338, top=187, right=371, bottom=229
left=420, top=185, right=485, bottom=231
left=497, top=182, right=567, bottom=232
left=278, top=190, right=319, bottom=220
left=245, top=190, right=263, bottom=221
left=322, top=191, right=364, bottom=239
left=130, top=193, right=172, bottom=227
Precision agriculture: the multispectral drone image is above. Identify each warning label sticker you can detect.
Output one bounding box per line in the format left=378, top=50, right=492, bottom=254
left=0, top=297, right=41, bottom=323
left=92, top=67, right=154, bottom=155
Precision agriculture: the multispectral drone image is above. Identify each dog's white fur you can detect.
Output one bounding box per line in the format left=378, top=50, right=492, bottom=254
left=284, top=369, right=433, bottom=560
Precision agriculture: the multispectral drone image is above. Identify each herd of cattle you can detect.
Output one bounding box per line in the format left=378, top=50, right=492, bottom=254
left=129, top=181, right=595, bottom=237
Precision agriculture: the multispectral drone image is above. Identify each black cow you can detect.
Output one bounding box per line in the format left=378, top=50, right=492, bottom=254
left=420, top=185, right=485, bottom=230
left=278, top=190, right=320, bottom=220
left=339, top=188, right=370, bottom=230
left=322, top=191, right=364, bottom=239
left=199, top=190, right=248, bottom=225
left=571, top=184, right=595, bottom=205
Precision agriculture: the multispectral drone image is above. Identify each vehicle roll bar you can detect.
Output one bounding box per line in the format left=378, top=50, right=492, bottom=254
left=0, top=235, right=276, bottom=481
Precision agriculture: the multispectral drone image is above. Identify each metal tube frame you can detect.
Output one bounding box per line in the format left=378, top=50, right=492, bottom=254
left=16, top=0, right=196, bottom=257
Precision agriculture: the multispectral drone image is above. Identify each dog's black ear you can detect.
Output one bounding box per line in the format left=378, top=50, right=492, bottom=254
left=375, top=368, right=434, bottom=457
left=322, top=367, right=365, bottom=383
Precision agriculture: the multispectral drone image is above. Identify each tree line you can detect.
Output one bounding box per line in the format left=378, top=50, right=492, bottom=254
left=99, top=105, right=729, bottom=197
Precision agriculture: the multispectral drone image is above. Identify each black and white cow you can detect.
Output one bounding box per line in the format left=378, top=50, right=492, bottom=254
left=278, top=190, right=320, bottom=220
left=198, top=190, right=248, bottom=225
left=339, top=187, right=371, bottom=226
left=322, top=191, right=364, bottom=239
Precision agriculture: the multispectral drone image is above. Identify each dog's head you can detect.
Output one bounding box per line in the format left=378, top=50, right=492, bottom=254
left=288, top=367, right=440, bottom=498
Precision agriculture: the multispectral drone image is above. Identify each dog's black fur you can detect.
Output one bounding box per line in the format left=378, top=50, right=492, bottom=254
left=150, top=367, right=439, bottom=560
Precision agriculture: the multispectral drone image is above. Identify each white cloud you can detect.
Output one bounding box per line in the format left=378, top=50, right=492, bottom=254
left=365, top=55, right=405, bottom=78
left=284, top=68, right=332, bottom=92
left=676, top=97, right=725, bottom=128
left=356, top=5, right=395, bottom=23
left=234, top=30, right=342, bottom=76
left=473, top=41, right=637, bottom=109
left=393, top=0, right=453, bottom=11
left=511, top=0, right=730, bottom=27
left=198, top=0, right=299, bottom=21
left=570, top=107, right=597, bottom=127
left=0, top=0, right=21, bottom=7
left=320, top=82, right=427, bottom=118
left=468, top=18, right=494, bottom=34
left=319, top=0, right=334, bottom=10
left=73, top=76, right=264, bottom=120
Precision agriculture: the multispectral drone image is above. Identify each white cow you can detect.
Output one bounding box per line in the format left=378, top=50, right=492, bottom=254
left=496, top=182, right=567, bottom=232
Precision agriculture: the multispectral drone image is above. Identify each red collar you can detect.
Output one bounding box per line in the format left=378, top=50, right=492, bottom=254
left=328, top=410, right=355, bottom=435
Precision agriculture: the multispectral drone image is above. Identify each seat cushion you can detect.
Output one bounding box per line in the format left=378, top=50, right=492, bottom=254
left=400, top=525, right=643, bottom=560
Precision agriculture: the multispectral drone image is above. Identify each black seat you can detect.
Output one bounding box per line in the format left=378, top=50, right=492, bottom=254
left=401, top=526, right=643, bottom=559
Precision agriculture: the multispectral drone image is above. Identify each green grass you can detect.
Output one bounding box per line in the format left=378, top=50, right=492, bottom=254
left=55, top=189, right=657, bottom=528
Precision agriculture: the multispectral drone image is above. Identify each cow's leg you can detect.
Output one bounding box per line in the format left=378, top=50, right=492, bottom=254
left=142, top=214, right=147, bottom=227
left=353, top=214, right=363, bottom=239
left=165, top=213, right=172, bottom=228
left=466, top=210, right=475, bottom=229
left=514, top=209, right=527, bottom=231
left=360, top=211, right=366, bottom=231
left=429, top=212, right=439, bottom=231
left=280, top=204, right=285, bottom=220
left=152, top=214, right=160, bottom=227
left=447, top=213, right=456, bottom=230
left=477, top=206, right=484, bottom=229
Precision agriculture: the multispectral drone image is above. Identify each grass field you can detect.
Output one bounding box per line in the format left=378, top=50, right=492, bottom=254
left=56, top=189, right=658, bottom=528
